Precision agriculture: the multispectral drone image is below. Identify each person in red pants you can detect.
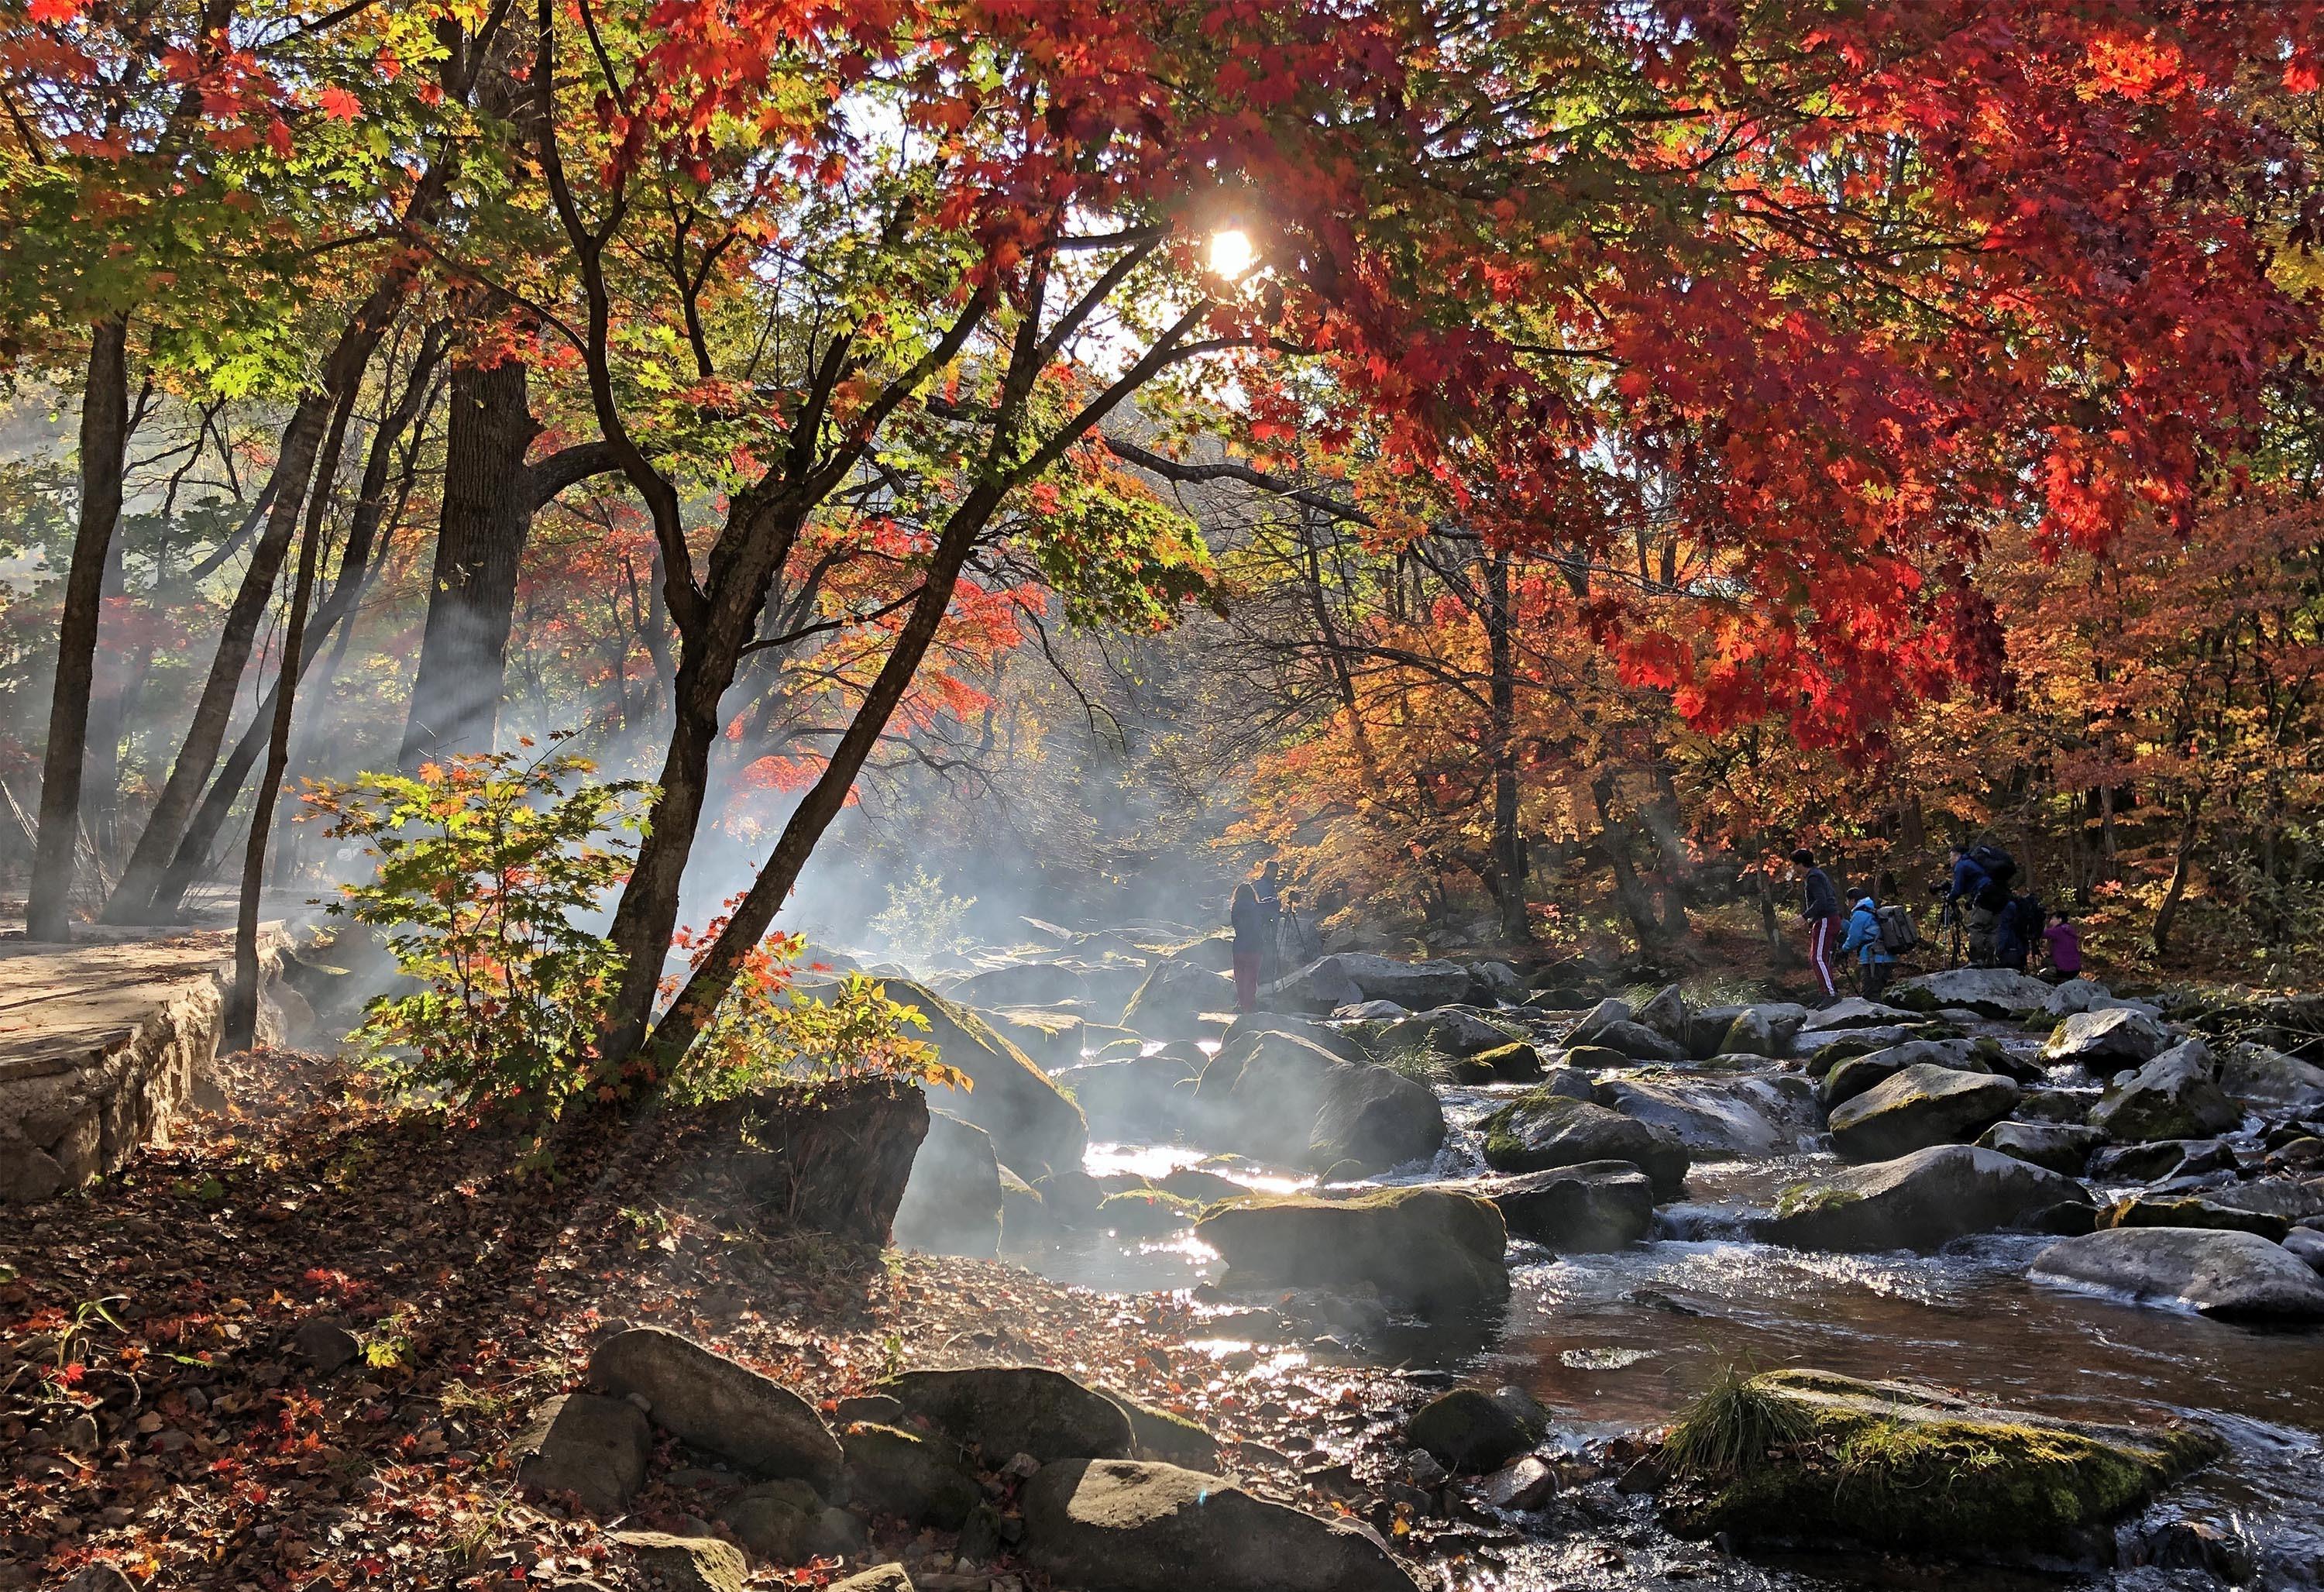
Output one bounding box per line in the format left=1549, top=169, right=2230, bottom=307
left=1230, top=881, right=1266, bottom=1013
left=1792, top=847, right=1840, bottom=1001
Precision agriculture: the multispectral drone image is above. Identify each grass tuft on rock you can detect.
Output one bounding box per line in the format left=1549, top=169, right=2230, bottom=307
left=1663, top=1361, right=1813, bottom=1477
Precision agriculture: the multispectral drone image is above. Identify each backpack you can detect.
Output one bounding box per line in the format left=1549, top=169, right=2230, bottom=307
left=1876, top=903, right=1920, bottom=954
left=1966, top=843, right=2017, bottom=909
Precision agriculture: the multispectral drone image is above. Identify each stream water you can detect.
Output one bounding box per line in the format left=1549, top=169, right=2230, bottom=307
left=1009, top=1069, right=2324, bottom=1590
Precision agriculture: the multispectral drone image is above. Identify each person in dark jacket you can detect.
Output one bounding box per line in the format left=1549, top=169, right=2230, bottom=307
left=1230, top=882, right=1266, bottom=1013
left=1946, top=841, right=1998, bottom=965
left=1254, top=861, right=1284, bottom=985
left=1792, top=847, right=1841, bottom=999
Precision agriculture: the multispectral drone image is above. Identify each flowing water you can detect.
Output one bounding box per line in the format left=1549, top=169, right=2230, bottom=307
left=1006, top=1082, right=2324, bottom=1590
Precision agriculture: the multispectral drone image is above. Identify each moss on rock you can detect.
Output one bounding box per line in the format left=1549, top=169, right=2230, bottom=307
left=1662, top=1368, right=2222, bottom=1564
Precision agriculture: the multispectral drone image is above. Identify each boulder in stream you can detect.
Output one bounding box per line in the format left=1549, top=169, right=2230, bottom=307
left=1796, top=996, right=1916, bottom=1033
left=1818, top=1040, right=1981, bottom=1108
left=1888, top=966, right=2055, bottom=1017
left=1565, top=997, right=1632, bottom=1047
left=1051, top=1053, right=1202, bottom=1140
left=1660, top=1368, right=2223, bottom=1564
left=1120, top=958, right=1238, bottom=1040
left=2044, top=1007, right=2172, bottom=1070
left=2087, top=1040, right=2240, bottom=1142
left=1715, top=1007, right=1779, bottom=1059
left=1189, top=1030, right=1446, bottom=1174
left=1332, top=954, right=1476, bottom=1009
left=1976, top=1120, right=2104, bottom=1176
left=1477, top=1160, right=1655, bottom=1252
left=1195, top=1186, right=1510, bottom=1312
left=1481, top=1091, right=1690, bottom=1197
left=1378, top=1006, right=1508, bottom=1057
left=2030, top=1226, right=2324, bottom=1320
left=1406, top=1387, right=1544, bottom=1473
left=1449, top=1040, right=1546, bottom=1084
left=1021, top=1458, right=1418, bottom=1592
left=876, top=1366, right=1135, bottom=1463
left=1635, top=983, right=1688, bottom=1040
left=2216, top=1041, right=2324, bottom=1113
left=1760, top=1143, right=2089, bottom=1252
left=1595, top=1073, right=1823, bottom=1158
left=1827, top=1064, right=2019, bottom=1162
left=891, top=1110, right=1002, bottom=1258
left=886, top=979, right=1088, bottom=1178
left=2099, top=1194, right=2291, bottom=1243
left=1263, top=957, right=1367, bottom=1013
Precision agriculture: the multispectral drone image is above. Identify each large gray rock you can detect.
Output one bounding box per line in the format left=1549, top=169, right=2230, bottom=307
left=1479, top=1161, right=1655, bottom=1252
left=1188, top=1030, right=1445, bottom=1174
left=717, top=1477, right=865, bottom=1562
left=1120, top=958, right=1238, bottom=1040
left=1022, top=1459, right=1418, bottom=1592
left=588, top=1327, right=842, bottom=1487
left=892, top=1110, right=1002, bottom=1258
left=2030, top=1227, right=2324, bottom=1321
left=1588, top=1019, right=1684, bottom=1063
left=2216, top=1042, right=2324, bottom=1113
left=1797, top=997, right=1917, bottom=1033
left=2044, top=1007, right=2172, bottom=1070
left=841, top=1421, right=981, bottom=1528
left=878, top=1366, right=1134, bottom=1463
left=1635, top=984, right=1688, bottom=1040
left=1263, top=957, right=1366, bottom=1013
left=888, top=979, right=1088, bottom=1177
left=1596, top=1074, right=1823, bottom=1158
left=1717, top=1007, right=1778, bottom=1059
left=1378, top=1006, right=1508, bottom=1057
left=951, top=961, right=1093, bottom=1007
left=1891, top=966, right=2055, bottom=1017
left=1828, top=1064, right=2019, bottom=1162
left=1196, top=1187, right=1510, bottom=1312
left=613, top=1532, right=747, bottom=1592
left=2088, top=1040, right=2240, bottom=1143
left=1481, top=1091, right=1690, bottom=1197
left=1407, top=1387, right=1542, bottom=1474
left=1819, top=1040, right=1982, bottom=1109
left=1219, top=1011, right=1366, bottom=1062
left=1977, top=1120, right=2104, bottom=1176
left=514, top=1393, right=651, bottom=1516
left=1761, top=1144, right=2089, bottom=1252
left=1052, top=1054, right=1202, bottom=1140
left=1332, top=954, right=1476, bottom=1009
left=1566, top=997, right=1633, bottom=1047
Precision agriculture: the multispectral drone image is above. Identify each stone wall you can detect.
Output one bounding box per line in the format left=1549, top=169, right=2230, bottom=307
left=0, top=927, right=300, bottom=1203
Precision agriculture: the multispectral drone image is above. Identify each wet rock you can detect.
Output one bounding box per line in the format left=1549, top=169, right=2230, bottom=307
left=2133, top=1519, right=2254, bottom=1582
left=588, top=1327, right=842, bottom=1488
left=2037, top=978, right=2159, bottom=1019
left=1020, top=1458, right=1418, bottom=1592
left=1480, top=1091, right=1690, bottom=1197
left=1977, top=1120, right=2103, bottom=1176
left=2203, top=1174, right=2324, bottom=1221
left=1716, top=1008, right=1777, bottom=1059
left=513, top=1394, right=651, bottom=1516
left=2100, top=1195, right=2291, bottom=1242
left=1661, top=1368, right=2222, bottom=1563
left=1819, top=1040, right=1978, bottom=1108
left=1379, top=1006, right=1507, bottom=1057
left=1566, top=997, right=1632, bottom=1047
left=1222, top=1011, right=1367, bottom=1062
left=1408, top=1387, right=1544, bottom=1474
left=1597, top=1074, right=1823, bottom=1158
left=1797, top=997, right=1916, bottom=1033
left=827, top=1568, right=913, bottom=1592
left=1534, top=1066, right=1597, bottom=1102
left=1828, top=1064, right=2019, bottom=1162
left=878, top=1366, right=1134, bottom=1463
left=612, top=1532, right=748, bottom=1592
left=1196, top=1186, right=1510, bottom=1312
left=1889, top=967, right=2056, bottom=1018
left=1095, top=1188, right=1200, bottom=1236
left=1580, top=1019, right=1678, bottom=1062
left=717, top=1477, right=864, bottom=1562
left=892, top=1110, right=1002, bottom=1259
left=1761, top=1143, right=2089, bottom=1252
left=1483, top=1455, right=1557, bottom=1511
left=1479, top=1160, right=1655, bottom=1252
left=1470, top=961, right=1522, bottom=997
left=2030, top=1226, right=2324, bottom=1320
left=885, top=980, right=1088, bottom=1178
left=1793, top=1024, right=1921, bottom=1072
left=1449, top=1040, right=1545, bottom=1084
left=291, top=1315, right=360, bottom=1374
left=2017, top=1088, right=2101, bottom=1124
left=1556, top=1043, right=1631, bottom=1073
left=2089, top=1138, right=2233, bottom=1184
left=841, top=1422, right=979, bottom=1528
left=1051, top=1054, right=1202, bottom=1140
left=1331, top=954, right=1476, bottom=1009
left=1636, top=984, right=1688, bottom=1040
left=2216, top=1041, right=2324, bottom=1113
left=1264, top=957, right=1367, bottom=1013
left=1101, top=1390, right=1222, bottom=1472
left=2088, top=1041, right=2239, bottom=1142
left=2284, top=1227, right=2324, bottom=1273
left=2044, top=1007, right=2173, bottom=1071
left=1189, top=1030, right=1446, bottom=1174
left=1121, top=958, right=1238, bottom=1041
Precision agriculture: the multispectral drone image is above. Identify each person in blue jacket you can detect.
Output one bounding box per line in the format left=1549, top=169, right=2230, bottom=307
left=1839, top=888, right=1897, bottom=999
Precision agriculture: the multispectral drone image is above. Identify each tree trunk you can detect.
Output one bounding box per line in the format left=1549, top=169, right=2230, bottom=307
left=27, top=317, right=131, bottom=941
left=1482, top=552, right=1528, bottom=943
left=2150, top=793, right=2203, bottom=958
left=105, top=284, right=404, bottom=922
left=81, top=526, right=132, bottom=859
left=225, top=394, right=349, bottom=1049
left=1590, top=771, right=1668, bottom=951
left=397, top=359, right=541, bottom=770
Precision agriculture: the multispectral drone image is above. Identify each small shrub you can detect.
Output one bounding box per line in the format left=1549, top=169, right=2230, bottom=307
left=868, top=867, right=978, bottom=969
left=308, top=738, right=653, bottom=1136
left=1663, top=1362, right=1814, bottom=1479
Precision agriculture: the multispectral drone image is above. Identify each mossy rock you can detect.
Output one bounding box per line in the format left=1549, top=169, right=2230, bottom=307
left=1195, top=1185, right=1509, bottom=1312
left=1096, top=1188, right=1201, bottom=1236
left=1480, top=1091, right=1689, bottom=1197
left=1662, top=1369, right=2222, bottom=1564
left=1884, top=985, right=1942, bottom=1015
left=1100, top=1389, right=1221, bottom=1471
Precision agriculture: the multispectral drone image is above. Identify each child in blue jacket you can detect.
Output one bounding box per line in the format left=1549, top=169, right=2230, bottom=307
left=1839, top=889, right=1897, bottom=999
